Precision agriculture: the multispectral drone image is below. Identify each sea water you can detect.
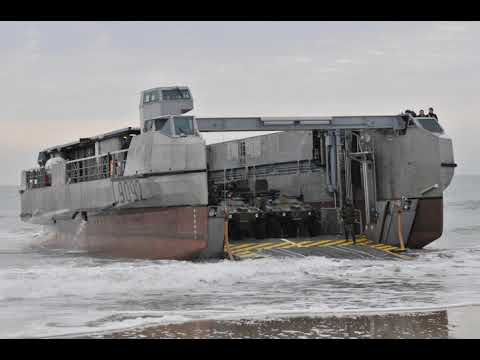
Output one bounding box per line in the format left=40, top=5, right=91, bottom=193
left=1, top=175, right=479, bottom=338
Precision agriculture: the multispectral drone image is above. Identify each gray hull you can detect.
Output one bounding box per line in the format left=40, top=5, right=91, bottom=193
left=19, top=85, right=456, bottom=258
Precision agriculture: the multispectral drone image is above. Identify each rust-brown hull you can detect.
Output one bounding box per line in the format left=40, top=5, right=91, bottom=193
left=50, top=206, right=209, bottom=260
left=408, top=197, right=443, bottom=249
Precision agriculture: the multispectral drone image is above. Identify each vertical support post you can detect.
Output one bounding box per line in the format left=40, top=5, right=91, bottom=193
left=326, top=132, right=337, bottom=194
left=344, top=131, right=353, bottom=203
left=396, top=199, right=406, bottom=250
left=95, top=141, right=101, bottom=180
left=335, top=129, right=344, bottom=210
left=362, top=158, right=370, bottom=228
left=95, top=141, right=100, bottom=157
left=224, top=210, right=234, bottom=260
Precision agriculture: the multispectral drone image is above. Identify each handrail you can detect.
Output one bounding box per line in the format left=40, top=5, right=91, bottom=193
left=25, top=167, right=51, bottom=189
left=66, top=150, right=129, bottom=184
left=65, top=149, right=129, bottom=164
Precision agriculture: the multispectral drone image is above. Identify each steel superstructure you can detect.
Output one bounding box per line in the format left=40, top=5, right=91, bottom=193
left=19, top=86, right=456, bottom=259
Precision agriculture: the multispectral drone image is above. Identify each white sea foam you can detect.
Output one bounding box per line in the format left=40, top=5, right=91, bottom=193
left=1, top=176, right=480, bottom=338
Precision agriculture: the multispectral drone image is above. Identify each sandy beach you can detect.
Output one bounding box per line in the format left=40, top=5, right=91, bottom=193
left=82, top=305, right=480, bottom=339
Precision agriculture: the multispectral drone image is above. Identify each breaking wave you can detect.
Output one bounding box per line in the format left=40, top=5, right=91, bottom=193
left=1, top=175, right=480, bottom=338
left=446, top=200, right=480, bottom=211
left=1, top=244, right=480, bottom=338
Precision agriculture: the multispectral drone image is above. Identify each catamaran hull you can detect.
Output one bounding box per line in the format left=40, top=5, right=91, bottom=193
left=25, top=197, right=443, bottom=260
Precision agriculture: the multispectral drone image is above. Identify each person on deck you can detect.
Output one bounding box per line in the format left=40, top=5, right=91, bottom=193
left=404, top=109, right=417, bottom=117
left=341, top=201, right=357, bottom=244
left=428, top=107, right=438, bottom=120
left=418, top=109, right=426, bottom=117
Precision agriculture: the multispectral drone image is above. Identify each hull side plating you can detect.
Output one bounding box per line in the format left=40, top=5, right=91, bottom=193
left=49, top=206, right=209, bottom=260
left=408, top=198, right=443, bottom=249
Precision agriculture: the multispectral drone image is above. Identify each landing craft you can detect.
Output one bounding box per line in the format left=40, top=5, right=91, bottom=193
left=19, top=86, right=456, bottom=260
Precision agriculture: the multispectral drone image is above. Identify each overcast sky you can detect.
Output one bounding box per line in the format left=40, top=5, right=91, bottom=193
left=0, top=21, right=478, bottom=184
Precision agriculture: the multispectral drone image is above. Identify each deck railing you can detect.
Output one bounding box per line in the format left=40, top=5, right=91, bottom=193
left=66, top=149, right=129, bottom=184
left=208, top=159, right=323, bottom=184
left=25, top=167, right=51, bottom=189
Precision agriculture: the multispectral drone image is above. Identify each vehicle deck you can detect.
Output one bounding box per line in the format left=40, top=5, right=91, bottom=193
left=226, top=235, right=412, bottom=260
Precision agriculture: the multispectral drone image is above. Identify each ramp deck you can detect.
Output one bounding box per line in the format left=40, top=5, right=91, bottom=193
left=227, top=235, right=412, bottom=260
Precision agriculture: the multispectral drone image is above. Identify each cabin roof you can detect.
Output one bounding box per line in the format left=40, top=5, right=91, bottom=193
left=141, top=85, right=190, bottom=94
left=40, top=126, right=141, bottom=154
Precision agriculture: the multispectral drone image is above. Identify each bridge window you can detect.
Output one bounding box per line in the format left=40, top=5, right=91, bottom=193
left=417, top=117, right=444, bottom=134
left=162, top=89, right=191, bottom=100
left=173, top=116, right=194, bottom=136
left=143, top=90, right=159, bottom=104
left=154, top=118, right=171, bottom=136
left=239, top=141, right=246, bottom=164
left=144, top=119, right=153, bottom=132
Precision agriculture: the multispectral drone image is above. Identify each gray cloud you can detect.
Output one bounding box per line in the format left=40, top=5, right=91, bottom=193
left=0, top=21, right=477, bottom=184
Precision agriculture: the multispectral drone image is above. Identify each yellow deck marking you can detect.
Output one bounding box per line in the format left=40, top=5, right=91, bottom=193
left=318, top=240, right=349, bottom=247
left=233, top=243, right=277, bottom=252
left=234, top=250, right=255, bottom=255
left=296, top=241, right=315, bottom=247
left=374, top=247, right=393, bottom=252
left=232, top=240, right=411, bottom=260
left=377, top=244, right=394, bottom=248
left=252, top=243, right=280, bottom=251
left=232, top=244, right=263, bottom=252
left=377, top=245, right=395, bottom=250
left=230, top=235, right=410, bottom=260
left=232, top=250, right=251, bottom=255
left=233, top=243, right=284, bottom=253
left=277, top=240, right=315, bottom=248
left=367, top=244, right=391, bottom=250
left=376, top=245, right=398, bottom=251
left=230, top=242, right=273, bottom=251
left=271, top=243, right=300, bottom=250
left=279, top=238, right=298, bottom=246
left=231, top=238, right=370, bottom=251
left=339, top=240, right=355, bottom=245
left=234, top=252, right=257, bottom=258
left=301, top=240, right=336, bottom=248
left=256, top=242, right=299, bottom=251
left=229, top=244, right=252, bottom=251
left=381, top=251, right=411, bottom=260
left=229, top=243, right=259, bottom=250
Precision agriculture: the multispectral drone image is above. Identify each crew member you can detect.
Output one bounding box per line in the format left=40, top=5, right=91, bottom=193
left=404, top=109, right=417, bottom=117
left=428, top=107, right=438, bottom=120
left=341, top=201, right=357, bottom=244
left=417, top=109, right=426, bottom=117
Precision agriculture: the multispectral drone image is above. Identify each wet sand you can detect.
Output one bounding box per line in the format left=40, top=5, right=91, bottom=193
left=83, top=305, right=480, bottom=339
